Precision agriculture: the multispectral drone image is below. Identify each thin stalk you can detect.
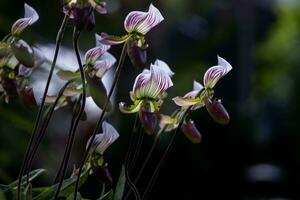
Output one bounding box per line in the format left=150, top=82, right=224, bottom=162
left=25, top=82, right=71, bottom=181
left=17, top=14, right=69, bottom=200
left=124, top=115, right=141, bottom=200
left=142, top=108, right=191, bottom=200
left=53, top=99, right=81, bottom=184
left=53, top=28, right=86, bottom=200
left=128, top=123, right=144, bottom=173
left=73, top=41, right=128, bottom=200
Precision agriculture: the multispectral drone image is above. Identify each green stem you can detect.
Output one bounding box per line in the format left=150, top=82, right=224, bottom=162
left=17, top=14, right=69, bottom=200
left=53, top=27, right=86, bottom=200
left=73, top=41, right=128, bottom=200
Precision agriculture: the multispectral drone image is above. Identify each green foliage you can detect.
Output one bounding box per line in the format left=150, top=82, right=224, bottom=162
left=113, top=165, right=125, bottom=200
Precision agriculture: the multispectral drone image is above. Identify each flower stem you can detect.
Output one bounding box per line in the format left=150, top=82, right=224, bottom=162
left=53, top=27, right=86, bottom=200
left=142, top=108, right=191, bottom=200
left=17, top=14, right=69, bottom=200
left=25, top=81, right=71, bottom=182
left=73, top=41, right=128, bottom=200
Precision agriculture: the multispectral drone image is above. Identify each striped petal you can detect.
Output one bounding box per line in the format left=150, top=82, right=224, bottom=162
left=11, top=4, right=39, bottom=35
left=119, top=100, right=143, bottom=114
left=203, top=56, right=232, bottom=89
left=133, top=62, right=173, bottom=99
left=85, top=34, right=111, bottom=65
left=124, top=4, right=164, bottom=35
left=94, top=52, right=116, bottom=78
left=154, top=59, right=175, bottom=77
left=87, top=121, right=119, bottom=154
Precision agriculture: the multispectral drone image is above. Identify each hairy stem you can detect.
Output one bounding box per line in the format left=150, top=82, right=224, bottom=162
left=73, top=41, right=128, bottom=200
left=53, top=27, right=86, bottom=200
left=17, top=14, right=69, bottom=200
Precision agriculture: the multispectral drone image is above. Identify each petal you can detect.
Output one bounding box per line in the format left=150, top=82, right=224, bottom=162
left=85, top=34, right=111, bottom=65
left=154, top=59, right=175, bottom=77
left=172, top=95, right=199, bottom=107
left=100, top=33, right=129, bottom=45
left=132, top=64, right=173, bottom=99
left=119, top=100, right=143, bottom=114
left=94, top=52, right=116, bottom=78
left=18, top=64, right=33, bottom=77
left=203, top=56, right=232, bottom=89
left=193, top=80, right=203, bottom=91
left=11, top=4, right=39, bottom=35
left=124, top=4, right=164, bottom=35
left=89, top=0, right=107, bottom=14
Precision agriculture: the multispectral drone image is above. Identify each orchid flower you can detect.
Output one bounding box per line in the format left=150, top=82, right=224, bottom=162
left=85, top=34, right=116, bottom=78
left=173, top=56, right=232, bottom=110
left=100, top=4, right=164, bottom=67
left=119, top=59, right=173, bottom=114
left=11, top=4, right=39, bottom=36
left=86, top=121, right=119, bottom=155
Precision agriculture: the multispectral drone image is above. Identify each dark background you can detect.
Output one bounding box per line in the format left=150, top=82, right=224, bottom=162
left=1, top=0, right=300, bottom=199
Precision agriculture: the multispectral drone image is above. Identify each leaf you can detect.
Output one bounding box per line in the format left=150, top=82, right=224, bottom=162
left=99, top=190, right=113, bottom=200
left=57, top=70, right=80, bottom=81
left=24, top=183, right=32, bottom=200
left=66, top=192, right=81, bottom=200
left=9, top=169, right=46, bottom=189
left=86, top=73, right=112, bottom=111
left=11, top=39, right=34, bottom=68
left=113, top=165, right=125, bottom=200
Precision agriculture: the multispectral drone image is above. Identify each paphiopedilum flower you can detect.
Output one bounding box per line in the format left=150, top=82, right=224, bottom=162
left=173, top=56, right=232, bottom=110
left=119, top=59, right=173, bottom=114
left=11, top=4, right=39, bottom=36
left=85, top=34, right=116, bottom=78
left=100, top=4, right=164, bottom=68
left=86, top=121, right=119, bottom=155
left=63, top=0, right=107, bottom=31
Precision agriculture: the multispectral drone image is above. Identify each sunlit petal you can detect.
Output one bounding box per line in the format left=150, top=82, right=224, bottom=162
left=154, top=59, right=175, bottom=77
left=100, top=33, right=129, bottom=45
left=94, top=52, right=116, bottom=78
left=119, top=100, right=143, bottom=114
left=11, top=4, right=39, bottom=35
left=203, top=56, right=232, bottom=89
left=85, top=34, right=111, bottom=65
left=124, top=4, right=164, bottom=35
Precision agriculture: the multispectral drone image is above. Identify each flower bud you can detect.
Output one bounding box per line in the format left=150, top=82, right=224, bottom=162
left=91, top=165, right=113, bottom=185
left=20, top=86, right=37, bottom=108
left=204, top=98, right=230, bottom=125
left=181, top=120, right=201, bottom=144
left=139, top=110, right=158, bottom=135
left=73, top=7, right=95, bottom=31
left=127, top=38, right=147, bottom=69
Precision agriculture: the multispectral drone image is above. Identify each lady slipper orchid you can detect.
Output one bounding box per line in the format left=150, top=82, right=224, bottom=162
left=173, top=56, right=232, bottom=110
left=11, top=4, right=39, bottom=36
left=119, top=59, right=173, bottom=114
left=84, top=34, right=116, bottom=78
left=100, top=4, right=164, bottom=67
left=86, top=121, right=119, bottom=155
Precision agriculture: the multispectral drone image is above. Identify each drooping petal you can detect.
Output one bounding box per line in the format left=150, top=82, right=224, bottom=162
left=119, top=100, right=143, bottom=114
left=100, top=33, right=129, bottom=45
left=86, top=121, right=119, bottom=154
left=193, top=80, right=204, bottom=91
left=11, top=4, right=39, bottom=35
left=90, top=1, right=107, bottom=14
left=94, top=52, right=116, bottom=78
left=85, top=34, right=111, bottom=65
left=133, top=63, right=173, bottom=99
left=203, top=56, right=232, bottom=89
left=124, top=4, right=164, bottom=35
left=154, top=59, right=175, bottom=77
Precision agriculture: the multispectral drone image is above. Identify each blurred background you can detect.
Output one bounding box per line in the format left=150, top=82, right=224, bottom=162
left=1, top=0, right=300, bottom=199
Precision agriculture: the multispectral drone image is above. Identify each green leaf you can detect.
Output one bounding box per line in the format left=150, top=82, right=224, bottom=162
left=66, top=192, right=81, bottom=200
left=11, top=39, right=34, bottom=68
left=99, top=190, right=113, bottom=200
left=24, top=183, right=32, bottom=200
left=9, top=169, right=46, bottom=189
left=86, top=74, right=112, bottom=111
left=57, top=70, right=80, bottom=81
left=113, top=165, right=125, bottom=200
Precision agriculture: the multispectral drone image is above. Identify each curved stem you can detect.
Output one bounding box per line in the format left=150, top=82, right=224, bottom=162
left=17, top=14, right=69, bottom=200
left=54, top=28, right=86, bottom=200
left=25, top=82, right=71, bottom=181
left=142, top=108, right=191, bottom=200
left=128, top=123, right=144, bottom=173
left=73, top=41, right=128, bottom=200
